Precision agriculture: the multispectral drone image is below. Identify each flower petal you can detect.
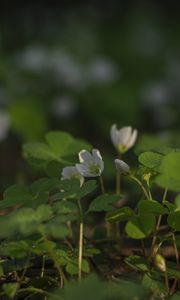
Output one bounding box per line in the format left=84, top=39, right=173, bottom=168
left=61, top=166, right=77, bottom=179
left=78, top=149, right=92, bottom=163
left=110, top=124, right=119, bottom=147
left=126, top=129, right=138, bottom=150
left=76, top=163, right=90, bottom=177
left=118, top=126, right=132, bottom=146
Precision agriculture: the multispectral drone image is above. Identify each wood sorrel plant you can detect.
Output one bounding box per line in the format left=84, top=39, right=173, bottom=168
left=0, top=128, right=180, bottom=300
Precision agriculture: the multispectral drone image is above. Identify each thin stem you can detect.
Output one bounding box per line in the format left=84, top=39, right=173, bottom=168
left=99, top=175, right=105, bottom=194
left=150, top=215, right=162, bottom=258
left=41, top=231, right=67, bottom=288
left=78, top=222, right=84, bottom=282
left=40, top=255, right=46, bottom=278
left=19, top=251, right=31, bottom=283
left=130, top=175, right=149, bottom=200
left=77, top=198, right=84, bottom=282
left=99, top=175, right=111, bottom=239
left=162, top=188, right=168, bottom=204
left=18, top=287, right=61, bottom=300
left=170, top=233, right=179, bottom=295
left=164, top=269, right=170, bottom=296
left=150, top=188, right=168, bottom=259
left=116, top=171, right=120, bottom=194
left=66, top=220, right=73, bottom=239
left=172, top=232, right=179, bottom=265
left=141, top=240, right=146, bottom=257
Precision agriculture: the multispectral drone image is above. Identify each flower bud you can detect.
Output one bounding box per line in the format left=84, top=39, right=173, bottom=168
left=154, top=254, right=166, bottom=272
left=114, top=159, right=130, bottom=175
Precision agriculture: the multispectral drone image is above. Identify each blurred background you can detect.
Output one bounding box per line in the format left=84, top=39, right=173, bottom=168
left=0, top=0, right=180, bottom=193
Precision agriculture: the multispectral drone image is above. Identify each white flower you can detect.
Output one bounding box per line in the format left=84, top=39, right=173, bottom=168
left=110, top=125, right=138, bottom=154
left=114, top=159, right=130, bottom=175
left=61, top=166, right=84, bottom=186
left=76, top=149, right=104, bottom=177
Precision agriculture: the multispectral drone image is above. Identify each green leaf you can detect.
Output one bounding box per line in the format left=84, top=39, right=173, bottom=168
left=1, top=184, right=33, bottom=209
left=45, top=131, right=74, bottom=157
left=32, top=240, right=56, bottom=255
left=125, top=213, right=156, bottom=239
left=77, top=180, right=97, bottom=198
left=156, top=152, right=180, bottom=192
left=88, top=194, right=121, bottom=213
left=1, top=179, right=59, bottom=210
left=23, top=130, right=91, bottom=167
left=156, top=175, right=180, bottom=192
left=66, top=258, right=90, bottom=275
left=124, top=255, right=149, bottom=272
left=138, top=200, right=168, bottom=215
left=23, top=142, right=57, bottom=161
left=53, top=201, right=78, bottom=215
left=135, top=134, right=167, bottom=155
left=106, top=206, right=134, bottom=223
left=44, top=221, right=69, bottom=239
left=164, top=200, right=175, bottom=212
left=167, top=261, right=180, bottom=279
left=175, top=194, right=180, bottom=211
left=0, top=241, right=29, bottom=258
left=0, top=205, right=53, bottom=238
left=54, top=180, right=97, bottom=201
left=83, top=248, right=101, bottom=257
left=142, top=273, right=166, bottom=295
left=3, top=283, right=20, bottom=299
left=138, top=151, right=163, bottom=172
left=30, top=178, right=59, bottom=195
left=167, top=211, right=180, bottom=230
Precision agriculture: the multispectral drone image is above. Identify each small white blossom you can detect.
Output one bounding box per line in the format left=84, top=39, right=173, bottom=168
left=76, top=149, right=104, bottom=177
left=114, top=159, right=130, bottom=175
left=110, top=125, right=138, bottom=154
left=61, top=166, right=84, bottom=186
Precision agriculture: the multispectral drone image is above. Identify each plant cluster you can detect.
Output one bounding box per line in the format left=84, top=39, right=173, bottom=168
left=0, top=125, right=180, bottom=300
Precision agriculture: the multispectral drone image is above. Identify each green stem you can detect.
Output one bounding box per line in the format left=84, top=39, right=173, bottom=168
left=19, top=287, right=61, bottom=300
left=116, top=171, right=120, bottom=194
left=172, top=232, right=179, bottom=265
left=150, top=215, right=162, bottom=257
left=130, top=175, right=149, bottom=200
left=141, top=240, right=146, bottom=257
left=162, top=188, right=168, bottom=204
left=164, top=269, right=170, bottom=296
left=99, top=175, right=105, bottom=194
left=170, top=233, right=179, bottom=295
left=40, top=231, right=67, bottom=288
left=40, top=255, right=46, bottom=278
left=150, top=188, right=168, bottom=259
left=77, top=198, right=84, bottom=281
left=99, top=176, right=111, bottom=239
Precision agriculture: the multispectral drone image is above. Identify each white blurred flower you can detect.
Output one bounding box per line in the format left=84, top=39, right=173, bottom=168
left=16, top=46, right=48, bottom=71
left=76, top=149, right=104, bottom=177
left=52, top=51, right=84, bottom=88
left=141, top=82, right=170, bottom=106
left=110, top=125, right=138, bottom=154
left=61, top=166, right=84, bottom=186
left=0, top=110, right=11, bottom=141
left=88, top=58, right=118, bottom=83
left=114, top=159, right=130, bottom=175
left=51, top=96, right=77, bottom=119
